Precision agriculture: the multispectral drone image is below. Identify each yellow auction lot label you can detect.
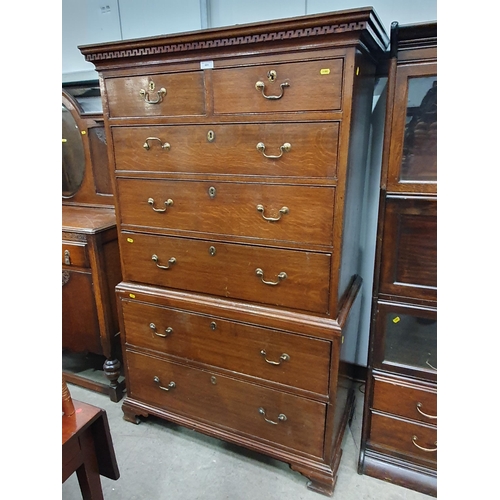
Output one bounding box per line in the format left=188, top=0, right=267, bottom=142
left=320, top=68, right=330, bottom=75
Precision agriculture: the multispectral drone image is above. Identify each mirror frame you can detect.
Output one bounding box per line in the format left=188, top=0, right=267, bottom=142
left=62, top=92, right=86, bottom=199
left=62, top=89, right=114, bottom=207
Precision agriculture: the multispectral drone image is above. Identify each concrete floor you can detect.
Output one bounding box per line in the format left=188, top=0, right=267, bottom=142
left=62, top=382, right=431, bottom=500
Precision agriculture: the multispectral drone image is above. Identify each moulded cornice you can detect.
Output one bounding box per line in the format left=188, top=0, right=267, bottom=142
left=79, top=7, right=389, bottom=68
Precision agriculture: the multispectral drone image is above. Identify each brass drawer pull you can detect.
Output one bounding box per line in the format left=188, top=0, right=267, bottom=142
left=143, top=137, right=170, bottom=150
left=153, top=376, right=175, bottom=391
left=411, top=435, right=437, bottom=452
left=64, top=249, right=71, bottom=265
left=149, top=323, right=173, bottom=338
left=258, top=407, right=287, bottom=425
left=152, top=254, right=176, bottom=270
left=416, top=402, right=437, bottom=419
left=255, top=80, right=290, bottom=100
left=255, top=268, right=287, bottom=285
left=256, top=204, right=289, bottom=222
left=148, top=197, right=173, bottom=212
left=139, top=87, right=166, bottom=104
left=256, top=142, right=291, bottom=159
left=260, top=350, right=290, bottom=365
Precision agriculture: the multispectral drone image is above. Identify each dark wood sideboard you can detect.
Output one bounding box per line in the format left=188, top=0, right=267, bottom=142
left=62, top=88, right=125, bottom=402
left=79, top=8, right=388, bottom=495
left=358, top=21, right=437, bottom=496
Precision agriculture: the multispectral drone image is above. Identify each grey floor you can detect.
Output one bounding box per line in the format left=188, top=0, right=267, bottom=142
left=63, top=379, right=432, bottom=500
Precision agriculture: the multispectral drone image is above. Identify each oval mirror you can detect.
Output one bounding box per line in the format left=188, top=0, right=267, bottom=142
left=62, top=102, right=85, bottom=198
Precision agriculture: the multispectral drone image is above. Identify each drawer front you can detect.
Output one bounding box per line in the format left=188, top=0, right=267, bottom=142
left=62, top=242, right=89, bottom=268
left=120, top=233, right=331, bottom=314
left=369, top=412, right=437, bottom=467
left=372, top=377, right=437, bottom=424
left=122, top=299, right=331, bottom=395
left=117, top=178, right=335, bottom=247
left=126, top=350, right=326, bottom=457
left=112, top=122, right=339, bottom=178
left=212, top=59, right=343, bottom=114
left=105, top=72, right=206, bottom=118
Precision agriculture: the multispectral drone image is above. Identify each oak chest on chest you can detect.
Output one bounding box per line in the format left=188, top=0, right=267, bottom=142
left=80, top=8, right=388, bottom=495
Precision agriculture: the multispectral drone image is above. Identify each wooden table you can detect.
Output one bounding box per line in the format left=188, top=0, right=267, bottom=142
left=62, top=399, right=120, bottom=499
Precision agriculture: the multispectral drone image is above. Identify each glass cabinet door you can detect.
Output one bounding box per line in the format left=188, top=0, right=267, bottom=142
left=373, top=301, right=437, bottom=380
left=387, top=63, right=437, bottom=193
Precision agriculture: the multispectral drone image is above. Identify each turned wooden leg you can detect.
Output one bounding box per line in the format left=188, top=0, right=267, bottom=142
left=103, top=358, right=126, bottom=403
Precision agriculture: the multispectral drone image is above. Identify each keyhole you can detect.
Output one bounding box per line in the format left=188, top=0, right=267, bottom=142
left=208, top=186, right=216, bottom=198
left=267, top=70, right=277, bottom=82
left=148, top=81, right=155, bottom=91
left=207, top=130, right=215, bottom=142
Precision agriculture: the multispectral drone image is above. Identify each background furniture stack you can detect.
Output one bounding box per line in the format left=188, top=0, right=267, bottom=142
left=358, top=21, right=437, bottom=496
left=79, top=8, right=388, bottom=496
left=62, top=87, right=125, bottom=402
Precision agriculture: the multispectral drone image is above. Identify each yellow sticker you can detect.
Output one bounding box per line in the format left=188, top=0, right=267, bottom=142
left=129, top=294, right=136, bottom=299
left=393, top=316, right=401, bottom=323
left=62, top=138, right=67, bottom=143
left=127, top=238, right=134, bottom=243
left=81, top=130, right=86, bottom=135
left=356, top=67, right=360, bottom=76
left=320, top=68, right=330, bottom=75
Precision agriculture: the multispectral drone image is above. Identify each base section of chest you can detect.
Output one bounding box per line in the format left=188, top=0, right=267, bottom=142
left=116, top=283, right=361, bottom=496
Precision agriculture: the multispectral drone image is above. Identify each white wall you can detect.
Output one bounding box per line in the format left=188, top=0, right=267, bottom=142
left=63, top=0, right=437, bottom=82
left=61, top=0, right=437, bottom=366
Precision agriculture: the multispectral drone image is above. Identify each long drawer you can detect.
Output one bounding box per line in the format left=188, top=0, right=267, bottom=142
left=212, top=59, right=344, bottom=114
left=112, top=122, right=340, bottom=178
left=372, top=376, right=437, bottom=424
left=121, top=299, right=331, bottom=396
left=126, top=349, right=326, bottom=458
left=105, top=71, right=206, bottom=118
left=116, top=178, right=335, bottom=247
left=369, top=412, right=437, bottom=468
left=120, top=232, right=331, bottom=314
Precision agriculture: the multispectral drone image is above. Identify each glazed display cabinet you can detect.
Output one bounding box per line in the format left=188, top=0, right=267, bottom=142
left=358, top=21, right=437, bottom=496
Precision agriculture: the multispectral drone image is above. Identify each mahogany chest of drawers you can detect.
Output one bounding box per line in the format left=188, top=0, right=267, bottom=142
left=80, top=8, right=388, bottom=495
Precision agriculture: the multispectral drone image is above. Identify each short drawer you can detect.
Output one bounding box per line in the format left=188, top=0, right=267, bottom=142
left=120, top=232, right=331, bottom=314
left=112, top=122, right=340, bottom=178
left=126, top=350, right=326, bottom=458
left=212, top=58, right=343, bottom=114
left=116, top=178, right=335, bottom=247
left=105, top=71, right=206, bottom=118
left=372, top=376, right=437, bottom=424
left=369, top=412, right=437, bottom=468
left=122, top=299, right=331, bottom=396
left=62, top=242, right=89, bottom=268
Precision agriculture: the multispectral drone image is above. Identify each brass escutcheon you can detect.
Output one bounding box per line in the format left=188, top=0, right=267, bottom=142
left=208, top=186, right=216, bottom=198
left=209, top=246, right=216, bottom=256
left=267, top=70, right=277, bottom=82
left=207, top=130, right=215, bottom=142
